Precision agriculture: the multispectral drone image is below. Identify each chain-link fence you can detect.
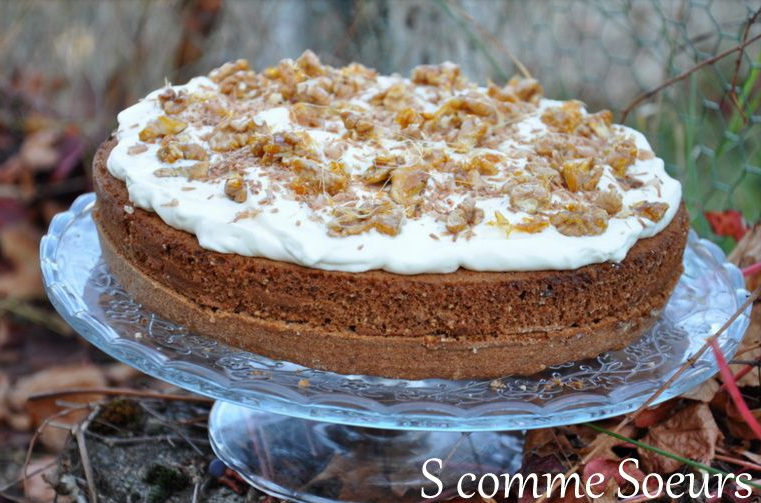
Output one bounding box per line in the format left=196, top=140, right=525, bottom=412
left=2, top=0, right=760, bottom=248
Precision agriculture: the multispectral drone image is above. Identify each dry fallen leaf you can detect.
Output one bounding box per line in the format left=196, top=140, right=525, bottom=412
left=730, top=223, right=761, bottom=291
left=712, top=389, right=761, bottom=441
left=680, top=378, right=720, bottom=403
left=639, top=402, right=721, bottom=473
left=9, top=364, right=106, bottom=451
left=731, top=304, right=760, bottom=388
left=0, top=223, right=44, bottom=299
left=23, top=455, right=58, bottom=502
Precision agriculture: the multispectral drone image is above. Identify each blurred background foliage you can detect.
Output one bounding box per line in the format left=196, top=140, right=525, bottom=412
left=0, top=0, right=760, bottom=247
left=2, top=2, right=761, bottom=499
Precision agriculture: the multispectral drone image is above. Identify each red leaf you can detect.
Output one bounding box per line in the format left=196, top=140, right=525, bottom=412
left=705, top=210, right=748, bottom=241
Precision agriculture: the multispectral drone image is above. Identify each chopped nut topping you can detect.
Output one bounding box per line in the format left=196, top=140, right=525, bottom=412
left=632, top=201, right=669, bottom=222
left=290, top=158, right=348, bottom=196
left=605, top=137, right=638, bottom=176
left=389, top=167, right=429, bottom=210
left=158, top=88, right=189, bottom=115
left=594, top=190, right=623, bottom=216
left=328, top=199, right=404, bottom=237
left=156, top=141, right=208, bottom=163
left=125, top=53, right=671, bottom=244
left=224, top=172, right=247, bottom=203
left=551, top=206, right=609, bottom=236
left=446, top=197, right=484, bottom=234
left=562, top=158, right=602, bottom=192
left=139, top=115, right=188, bottom=142
left=341, top=111, right=374, bottom=139
left=508, top=182, right=551, bottom=214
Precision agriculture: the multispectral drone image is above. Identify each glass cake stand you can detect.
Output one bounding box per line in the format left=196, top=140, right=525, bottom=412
left=42, top=194, right=751, bottom=503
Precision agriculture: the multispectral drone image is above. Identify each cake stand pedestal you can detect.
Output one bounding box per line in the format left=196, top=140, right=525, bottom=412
left=42, top=194, right=752, bottom=503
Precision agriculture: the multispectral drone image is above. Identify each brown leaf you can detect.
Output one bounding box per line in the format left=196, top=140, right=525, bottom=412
left=639, top=402, right=721, bottom=473
left=0, top=223, right=44, bottom=299
left=23, top=455, right=57, bottom=502
left=634, top=401, right=677, bottom=428
left=680, top=378, right=720, bottom=403
left=9, top=364, right=106, bottom=451
left=730, top=223, right=761, bottom=291
left=524, top=428, right=573, bottom=458
left=713, top=388, right=761, bottom=441
left=731, top=304, right=760, bottom=387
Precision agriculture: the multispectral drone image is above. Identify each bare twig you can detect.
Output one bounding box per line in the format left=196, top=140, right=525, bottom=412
left=442, top=0, right=532, bottom=79
left=22, top=404, right=93, bottom=500
left=726, top=7, right=761, bottom=120
left=72, top=407, right=102, bottom=503
left=537, top=284, right=760, bottom=502
left=620, top=31, right=761, bottom=122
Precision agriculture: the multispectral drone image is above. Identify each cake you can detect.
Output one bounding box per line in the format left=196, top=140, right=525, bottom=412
left=93, top=51, right=688, bottom=380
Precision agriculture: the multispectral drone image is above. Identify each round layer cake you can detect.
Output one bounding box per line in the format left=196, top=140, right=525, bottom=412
left=93, top=51, right=689, bottom=379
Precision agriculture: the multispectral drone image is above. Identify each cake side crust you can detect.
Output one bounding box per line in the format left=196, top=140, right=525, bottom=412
left=93, top=139, right=689, bottom=379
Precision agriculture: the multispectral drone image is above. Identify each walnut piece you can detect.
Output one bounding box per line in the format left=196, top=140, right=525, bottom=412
left=632, top=201, right=669, bottom=222
left=389, top=167, right=429, bottom=209
left=446, top=197, right=484, bottom=234
left=562, top=158, right=602, bottom=192
left=138, top=115, right=188, bottom=142
left=328, top=199, right=404, bottom=237
left=508, top=182, right=550, bottom=214
left=224, top=172, right=247, bottom=203
left=550, top=206, right=609, bottom=236
left=594, top=190, right=623, bottom=216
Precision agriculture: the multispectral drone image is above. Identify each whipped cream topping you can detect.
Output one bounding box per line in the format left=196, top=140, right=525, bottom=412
left=107, top=58, right=681, bottom=275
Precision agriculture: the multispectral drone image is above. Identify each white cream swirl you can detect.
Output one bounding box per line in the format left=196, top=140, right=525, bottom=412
left=107, top=76, right=682, bottom=274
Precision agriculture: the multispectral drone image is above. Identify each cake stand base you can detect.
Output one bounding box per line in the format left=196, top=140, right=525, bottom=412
left=209, top=401, right=523, bottom=503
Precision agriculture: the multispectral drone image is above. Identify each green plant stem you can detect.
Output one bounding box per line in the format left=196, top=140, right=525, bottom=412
left=583, top=422, right=761, bottom=491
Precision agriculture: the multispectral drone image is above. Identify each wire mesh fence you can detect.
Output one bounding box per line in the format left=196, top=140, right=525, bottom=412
left=1, top=0, right=760, bottom=248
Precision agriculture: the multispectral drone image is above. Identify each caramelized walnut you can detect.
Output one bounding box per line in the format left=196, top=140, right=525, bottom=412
left=363, top=154, right=404, bottom=184
left=224, top=172, right=247, bottom=203
left=550, top=206, right=609, bottom=236
left=411, top=63, right=466, bottom=89
left=158, top=88, right=189, bottom=115
left=289, top=158, right=348, bottom=196
left=446, top=197, right=484, bottom=234
left=389, top=167, right=429, bottom=209
left=328, top=199, right=404, bottom=237
left=605, top=137, right=638, bottom=176
left=157, top=141, right=208, bottom=163
left=632, top=201, right=669, bottom=222
left=153, top=161, right=209, bottom=181
left=594, top=190, right=623, bottom=216
left=341, top=111, right=374, bottom=138
left=139, top=115, right=188, bottom=142
left=209, top=59, right=250, bottom=83
left=562, top=158, right=602, bottom=192
left=208, top=117, right=268, bottom=152
left=295, top=50, right=326, bottom=77
left=541, top=101, right=583, bottom=133
left=508, top=182, right=550, bottom=214
left=487, top=77, right=543, bottom=104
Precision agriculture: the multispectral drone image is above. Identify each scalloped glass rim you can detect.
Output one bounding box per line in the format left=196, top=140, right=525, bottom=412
left=41, top=193, right=751, bottom=431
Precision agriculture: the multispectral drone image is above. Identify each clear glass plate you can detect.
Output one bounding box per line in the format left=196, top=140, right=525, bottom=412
left=41, top=193, right=751, bottom=431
